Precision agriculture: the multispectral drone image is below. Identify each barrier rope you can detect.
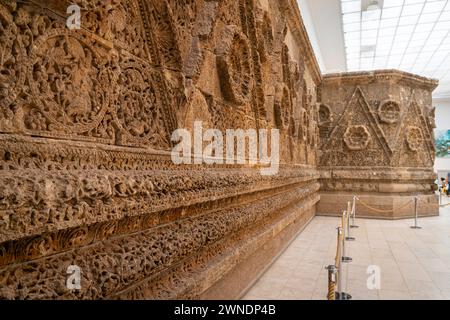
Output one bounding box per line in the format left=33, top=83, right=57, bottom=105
left=327, top=281, right=336, bottom=300
left=356, top=197, right=414, bottom=213
left=326, top=196, right=420, bottom=300
left=335, top=228, right=342, bottom=268
left=326, top=227, right=343, bottom=301
left=326, top=265, right=336, bottom=300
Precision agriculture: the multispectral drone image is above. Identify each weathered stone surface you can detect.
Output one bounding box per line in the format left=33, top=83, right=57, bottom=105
left=0, top=0, right=322, bottom=299
left=0, top=0, right=439, bottom=300
left=317, top=70, right=439, bottom=219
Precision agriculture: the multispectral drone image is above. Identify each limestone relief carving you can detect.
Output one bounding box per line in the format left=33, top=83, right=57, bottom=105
left=318, top=72, right=438, bottom=218
left=0, top=1, right=179, bottom=148
left=0, top=143, right=317, bottom=244
left=318, top=103, right=333, bottom=140
left=114, top=56, right=169, bottom=147
left=299, top=107, right=308, bottom=142
left=406, top=126, right=423, bottom=152
left=3, top=0, right=439, bottom=301
left=195, top=1, right=218, bottom=39
left=216, top=25, right=253, bottom=105
left=0, top=4, right=25, bottom=129
left=428, top=106, right=436, bottom=130
left=256, top=10, right=274, bottom=62
left=319, top=104, right=332, bottom=125
left=74, top=0, right=149, bottom=59
left=343, top=125, right=371, bottom=151
left=166, top=0, right=199, bottom=46
left=309, top=108, right=319, bottom=147
left=320, top=86, right=392, bottom=166
left=274, top=85, right=292, bottom=130
left=0, top=182, right=320, bottom=299
left=206, top=97, right=257, bottom=131
left=393, top=98, right=435, bottom=166
left=0, top=0, right=324, bottom=300
left=378, top=100, right=401, bottom=124
left=28, top=30, right=110, bottom=135
left=281, top=45, right=295, bottom=90
left=146, top=0, right=183, bottom=70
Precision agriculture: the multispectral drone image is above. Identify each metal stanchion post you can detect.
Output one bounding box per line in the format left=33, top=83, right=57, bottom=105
left=325, top=265, right=336, bottom=300
left=411, top=196, right=422, bottom=229
left=335, top=227, right=352, bottom=300
left=350, top=195, right=359, bottom=228
left=346, top=201, right=355, bottom=241
left=341, top=211, right=352, bottom=263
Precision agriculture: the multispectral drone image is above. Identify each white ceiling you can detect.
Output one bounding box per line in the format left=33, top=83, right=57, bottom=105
left=299, top=0, right=450, bottom=99
left=300, top=0, right=347, bottom=72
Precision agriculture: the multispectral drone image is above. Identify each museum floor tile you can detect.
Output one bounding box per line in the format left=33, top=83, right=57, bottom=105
left=242, top=207, right=450, bottom=300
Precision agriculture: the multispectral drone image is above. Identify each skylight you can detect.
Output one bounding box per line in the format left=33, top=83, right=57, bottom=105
left=341, top=0, right=450, bottom=97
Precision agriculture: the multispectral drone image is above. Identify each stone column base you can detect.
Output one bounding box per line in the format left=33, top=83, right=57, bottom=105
left=317, top=193, right=439, bottom=220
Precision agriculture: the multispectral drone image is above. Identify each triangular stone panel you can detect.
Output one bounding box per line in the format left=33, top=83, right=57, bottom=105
left=320, top=87, right=392, bottom=167
left=394, top=93, right=435, bottom=168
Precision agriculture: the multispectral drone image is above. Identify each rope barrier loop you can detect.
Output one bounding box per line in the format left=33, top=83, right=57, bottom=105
left=356, top=197, right=414, bottom=213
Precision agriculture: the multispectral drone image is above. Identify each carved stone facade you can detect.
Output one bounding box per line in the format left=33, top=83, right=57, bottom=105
left=317, top=71, right=439, bottom=219
left=0, top=0, right=322, bottom=299
left=0, top=0, right=439, bottom=300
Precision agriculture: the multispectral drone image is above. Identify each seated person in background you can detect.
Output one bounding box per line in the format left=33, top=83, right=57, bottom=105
left=440, top=178, right=446, bottom=193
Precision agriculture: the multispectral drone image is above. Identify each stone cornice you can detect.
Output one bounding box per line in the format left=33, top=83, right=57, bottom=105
left=322, top=69, right=439, bottom=91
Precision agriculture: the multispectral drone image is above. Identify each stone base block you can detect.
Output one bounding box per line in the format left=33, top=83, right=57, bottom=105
left=317, top=193, right=439, bottom=219
left=200, top=202, right=316, bottom=299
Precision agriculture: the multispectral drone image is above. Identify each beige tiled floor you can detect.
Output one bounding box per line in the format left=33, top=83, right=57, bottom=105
left=243, top=206, right=450, bottom=300
left=440, top=195, right=450, bottom=206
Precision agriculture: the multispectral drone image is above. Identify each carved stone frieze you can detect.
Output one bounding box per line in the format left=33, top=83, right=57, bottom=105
left=0, top=0, right=323, bottom=300
left=0, top=0, right=440, bottom=300
left=0, top=181, right=320, bottom=299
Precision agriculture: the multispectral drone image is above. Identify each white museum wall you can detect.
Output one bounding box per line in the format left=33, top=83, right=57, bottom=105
left=298, top=0, right=347, bottom=73
left=434, top=98, right=450, bottom=175
left=296, top=0, right=326, bottom=72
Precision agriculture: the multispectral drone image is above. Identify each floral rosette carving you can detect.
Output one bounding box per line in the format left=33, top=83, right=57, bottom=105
left=319, top=104, right=332, bottom=126
left=343, top=125, right=371, bottom=151
left=113, top=56, right=169, bottom=149
left=216, top=25, right=253, bottom=105
left=27, top=29, right=110, bottom=135
left=406, top=126, right=423, bottom=152
left=378, top=100, right=401, bottom=124
left=318, top=104, right=333, bottom=139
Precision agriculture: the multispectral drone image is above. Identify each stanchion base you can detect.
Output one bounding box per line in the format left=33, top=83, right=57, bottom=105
left=410, top=226, right=422, bottom=229
left=342, top=256, right=352, bottom=263
left=335, top=292, right=352, bottom=300
left=350, top=225, right=359, bottom=229
left=346, top=237, right=356, bottom=241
